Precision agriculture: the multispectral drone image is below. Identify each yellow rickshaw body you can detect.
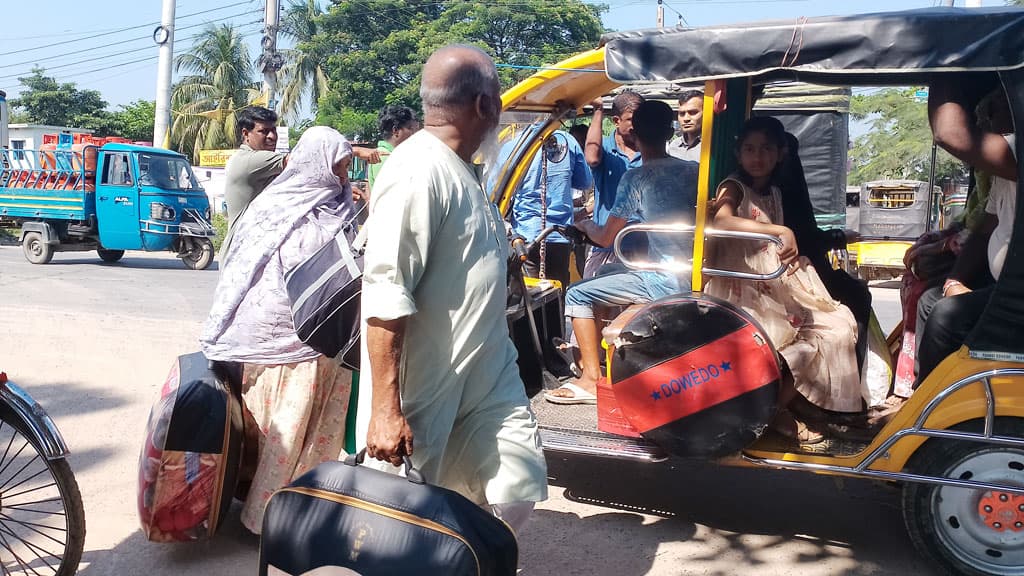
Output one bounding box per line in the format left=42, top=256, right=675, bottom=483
left=495, top=10, right=1024, bottom=492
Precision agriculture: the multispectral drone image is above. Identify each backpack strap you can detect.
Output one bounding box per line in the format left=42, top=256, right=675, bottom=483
left=352, top=223, right=369, bottom=253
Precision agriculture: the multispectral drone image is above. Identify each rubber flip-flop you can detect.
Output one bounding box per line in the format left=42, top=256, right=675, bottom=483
left=544, top=383, right=597, bottom=405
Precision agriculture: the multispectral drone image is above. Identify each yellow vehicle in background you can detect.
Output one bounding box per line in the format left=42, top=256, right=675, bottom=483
left=494, top=7, right=1024, bottom=576
left=847, top=179, right=941, bottom=281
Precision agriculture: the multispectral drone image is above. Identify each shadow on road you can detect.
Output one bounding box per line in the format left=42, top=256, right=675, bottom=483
left=532, top=454, right=935, bottom=575
left=77, top=503, right=258, bottom=575
left=4, top=379, right=132, bottom=421
left=42, top=256, right=219, bottom=271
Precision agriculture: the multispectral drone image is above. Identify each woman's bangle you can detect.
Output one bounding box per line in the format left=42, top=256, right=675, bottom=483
left=943, top=279, right=964, bottom=297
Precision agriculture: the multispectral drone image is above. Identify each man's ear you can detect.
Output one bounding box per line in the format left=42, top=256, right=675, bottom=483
left=474, top=93, right=488, bottom=120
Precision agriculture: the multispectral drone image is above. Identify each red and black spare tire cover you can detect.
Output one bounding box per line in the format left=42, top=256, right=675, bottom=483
left=610, top=294, right=781, bottom=458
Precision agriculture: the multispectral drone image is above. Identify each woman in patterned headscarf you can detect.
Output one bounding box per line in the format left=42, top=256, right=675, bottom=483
left=201, top=126, right=355, bottom=533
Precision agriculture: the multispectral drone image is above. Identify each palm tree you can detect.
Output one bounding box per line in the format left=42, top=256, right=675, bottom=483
left=171, top=24, right=261, bottom=162
left=278, top=0, right=331, bottom=124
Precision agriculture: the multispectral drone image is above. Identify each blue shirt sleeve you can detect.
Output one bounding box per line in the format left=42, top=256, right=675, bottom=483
left=568, top=139, right=593, bottom=191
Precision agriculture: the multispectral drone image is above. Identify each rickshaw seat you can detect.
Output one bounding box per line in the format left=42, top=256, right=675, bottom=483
left=602, top=304, right=646, bottom=346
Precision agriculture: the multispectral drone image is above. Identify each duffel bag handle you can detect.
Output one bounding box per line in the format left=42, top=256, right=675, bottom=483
left=345, top=448, right=426, bottom=485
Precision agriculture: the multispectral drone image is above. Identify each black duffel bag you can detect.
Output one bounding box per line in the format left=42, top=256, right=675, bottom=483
left=259, top=451, right=518, bottom=576
left=284, top=224, right=366, bottom=371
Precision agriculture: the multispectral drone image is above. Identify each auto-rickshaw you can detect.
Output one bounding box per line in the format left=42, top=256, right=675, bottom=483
left=847, top=179, right=942, bottom=281
left=494, top=7, right=1024, bottom=575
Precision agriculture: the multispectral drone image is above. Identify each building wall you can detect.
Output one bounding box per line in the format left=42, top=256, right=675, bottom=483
left=193, top=166, right=227, bottom=215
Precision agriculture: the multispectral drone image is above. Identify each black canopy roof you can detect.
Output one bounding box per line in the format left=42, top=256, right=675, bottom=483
left=604, top=7, right=1024, bottom=85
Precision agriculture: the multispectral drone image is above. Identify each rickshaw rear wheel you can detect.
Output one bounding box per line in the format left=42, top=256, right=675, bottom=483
left=0, top=403, right=86, bottom=576
left=181, top=238, right=214, bottom=270
left=22, top=232, right=54, bottom=265
left=97, top=249, right=124, bottom=263
left=903, top=418, right=1024, bottom=576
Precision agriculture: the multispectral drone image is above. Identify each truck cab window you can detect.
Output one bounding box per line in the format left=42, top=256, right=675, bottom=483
left=101, top=153, right=133, bottom=186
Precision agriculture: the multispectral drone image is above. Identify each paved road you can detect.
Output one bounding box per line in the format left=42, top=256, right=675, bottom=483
left=0, top=246, right=932, bottom=575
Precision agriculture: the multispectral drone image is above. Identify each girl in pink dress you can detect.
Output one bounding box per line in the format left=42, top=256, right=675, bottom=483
left=706, top=117, right=861, bottom=445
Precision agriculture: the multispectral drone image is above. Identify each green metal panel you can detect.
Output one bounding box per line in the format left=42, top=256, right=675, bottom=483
left=707, top=78, right=748, bottom=198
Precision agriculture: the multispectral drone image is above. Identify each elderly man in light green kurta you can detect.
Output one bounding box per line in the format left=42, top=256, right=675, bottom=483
left=357, top=45, right=547, bottom=535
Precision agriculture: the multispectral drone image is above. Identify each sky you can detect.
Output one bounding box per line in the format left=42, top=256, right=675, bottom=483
left=0, top=0, right=1001, bottom=115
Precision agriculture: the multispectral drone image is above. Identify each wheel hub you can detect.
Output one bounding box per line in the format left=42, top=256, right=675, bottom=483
left=931, top=449, right=1024, bottom=574
left=979, top=491, right=1024, bottom=532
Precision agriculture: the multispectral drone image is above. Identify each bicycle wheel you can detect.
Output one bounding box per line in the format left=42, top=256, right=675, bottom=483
left=0, top=406, right=85, bottom=576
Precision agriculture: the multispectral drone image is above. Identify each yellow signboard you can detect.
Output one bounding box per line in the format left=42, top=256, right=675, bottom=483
left=198, top=149, right=237, bottom=168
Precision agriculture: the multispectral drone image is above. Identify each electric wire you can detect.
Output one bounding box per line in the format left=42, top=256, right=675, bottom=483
left=0, top=11, right=262, bottom=75
left=0, top=1, right=258, bottom=58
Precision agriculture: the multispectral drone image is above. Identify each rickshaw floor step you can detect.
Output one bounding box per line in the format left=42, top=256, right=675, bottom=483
left=530, top=393, right=599, bottom=433
left=748, top=429, right=872, bottom=457
left=539, top=427, right=668, bottom=463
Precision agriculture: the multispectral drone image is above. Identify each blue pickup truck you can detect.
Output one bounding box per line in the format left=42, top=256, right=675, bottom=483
left=0, top=140, right=216, bottom=269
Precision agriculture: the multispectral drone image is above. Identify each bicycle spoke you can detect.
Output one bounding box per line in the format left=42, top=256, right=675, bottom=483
left=0, top=442, right=30, bottom=481
left=3, top=483, right=58, bottom=503
left=0, top=524, right=47, bottom=576
left=0, top=454, right=44, bottom=495
left=1, top=502, right=63, bottom=516
left=0, top=521, right=58, bottom=575
left=0, top=513, right=66, bottom=547
left=0, top=466, right=48, bottom=497
left=0, top=426, right=15, bottom=471
left=2, top=501, right=65, bottom=516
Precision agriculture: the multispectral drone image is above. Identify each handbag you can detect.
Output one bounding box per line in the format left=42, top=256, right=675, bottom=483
left=259, top=450, right=518, bottom=576
left=285, top=223, right=367, bottom=371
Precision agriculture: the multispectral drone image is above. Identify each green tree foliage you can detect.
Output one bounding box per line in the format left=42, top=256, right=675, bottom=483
left=171, top=24, right=260, bottom=161
left=10, top=67, right=110, bottom=128
left=315, top=93, right=377, bottom=142
left=848, top=88, right=964, bottom=184
left=108, top=100, right=156, bottom=142
left=279, top=0, right=332, bottom=124
left=312, top=0, right=605, bottom=137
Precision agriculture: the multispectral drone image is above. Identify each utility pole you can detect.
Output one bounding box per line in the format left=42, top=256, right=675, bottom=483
left=657, top=0, right=665, bottom=28
left=153, top=0, right=175, bottom=149
left=260, top=0, right=284, bottom=112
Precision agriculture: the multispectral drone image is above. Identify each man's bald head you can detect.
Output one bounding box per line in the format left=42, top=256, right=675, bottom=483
left=420, top=45, right=500, bottom=123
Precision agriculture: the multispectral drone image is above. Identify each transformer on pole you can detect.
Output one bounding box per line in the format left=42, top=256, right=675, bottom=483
left=260, top=0, right=284, bottom=112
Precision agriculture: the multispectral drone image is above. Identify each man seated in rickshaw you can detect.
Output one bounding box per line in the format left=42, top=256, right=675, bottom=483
left=705, top=117, right=863, bottom=444
left=499, top=128, right=593, bottom=289
left=545, top=100, right=699, bottom=404
left=886, top=85, right=1012, bottom=420
left=914, top=79, right=1017, bottom=385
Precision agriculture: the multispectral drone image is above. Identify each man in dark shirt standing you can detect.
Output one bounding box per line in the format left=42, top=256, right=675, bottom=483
left=223, top=106, right=286, bottom=231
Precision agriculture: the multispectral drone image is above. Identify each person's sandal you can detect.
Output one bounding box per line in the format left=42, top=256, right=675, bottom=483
left=771, top=410, right=826, bottom=445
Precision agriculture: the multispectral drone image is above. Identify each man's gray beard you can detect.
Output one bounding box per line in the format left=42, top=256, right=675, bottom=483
left=476, top=126, right=502, bottom=189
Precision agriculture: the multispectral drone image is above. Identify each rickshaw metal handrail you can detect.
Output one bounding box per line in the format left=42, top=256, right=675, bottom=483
left=702, top=229, right=788, bottom=280
left=612, top=223, right=693, bottom=273
left=612, top=224, right=788, bottom=280
left=743, top=368, right=1024, bottom=495
left=856, top=235, right=916, bottom=242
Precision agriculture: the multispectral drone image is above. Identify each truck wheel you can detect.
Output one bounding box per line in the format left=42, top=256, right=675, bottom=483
left=22, top=232, right=54, bottom=264
left=902, top=418, right=1024, bottom=576
left=97, top=249, right=125, bottom=263
left=181, top=238, right=214, bottom=270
